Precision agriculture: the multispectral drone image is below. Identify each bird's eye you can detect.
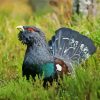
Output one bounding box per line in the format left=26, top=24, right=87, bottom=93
left=26, top=28, right=35, bottom=32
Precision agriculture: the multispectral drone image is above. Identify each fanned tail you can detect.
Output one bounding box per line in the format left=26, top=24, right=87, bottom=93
left=48, top=28, right=96, bottom=72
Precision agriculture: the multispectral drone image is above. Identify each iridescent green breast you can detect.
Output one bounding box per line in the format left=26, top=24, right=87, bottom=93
left=42, top=63, right=55, bottom=78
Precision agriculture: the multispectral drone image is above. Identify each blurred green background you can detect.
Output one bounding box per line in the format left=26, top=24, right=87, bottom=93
left=0, top=0, right=100, bottom=100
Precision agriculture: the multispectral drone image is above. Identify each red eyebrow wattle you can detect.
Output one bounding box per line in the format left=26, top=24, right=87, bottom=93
left=26, top=28, right=35, bottom=31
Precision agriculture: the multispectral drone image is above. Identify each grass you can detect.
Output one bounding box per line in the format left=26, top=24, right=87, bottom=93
left=0, top=5, right=100, bottom=100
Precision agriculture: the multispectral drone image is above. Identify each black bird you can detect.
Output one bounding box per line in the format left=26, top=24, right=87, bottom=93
left=17, top=26, right=96, bottom=87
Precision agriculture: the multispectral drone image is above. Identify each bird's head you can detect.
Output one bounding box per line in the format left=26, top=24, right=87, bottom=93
left=17, top=25, right=45, bottom=45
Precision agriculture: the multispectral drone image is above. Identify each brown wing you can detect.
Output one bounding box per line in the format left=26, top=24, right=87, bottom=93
left=54, top=58, right=71, bottom=78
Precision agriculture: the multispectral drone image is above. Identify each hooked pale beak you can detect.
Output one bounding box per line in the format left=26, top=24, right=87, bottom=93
left=16, top=25, right=24, bottom=31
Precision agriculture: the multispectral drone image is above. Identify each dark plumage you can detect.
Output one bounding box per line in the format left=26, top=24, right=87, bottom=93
left=17, top=26, right=96, bottom=87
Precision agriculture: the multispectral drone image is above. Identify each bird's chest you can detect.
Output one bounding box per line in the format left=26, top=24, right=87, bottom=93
left=42, top=63, right=55, bottom=78
left=24, top=46, right=52, bottom=65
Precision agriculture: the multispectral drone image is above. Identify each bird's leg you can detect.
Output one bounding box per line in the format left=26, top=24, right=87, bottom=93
left=43, top=76, right=54, bottom=88
left=43, top=80, right=48, bottom=88
left=22, top=71, right=30, bottom=80
left=31, top=74, right=36, bottom=81
left=26, top=74, right=30, bottom=80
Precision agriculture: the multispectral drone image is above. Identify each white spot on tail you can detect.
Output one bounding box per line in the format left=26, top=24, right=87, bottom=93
left=64, top=50, right=67, bottom=53
left=56, top=64, right=62, bottom=71
left=63, top=38, right=69, bottom=40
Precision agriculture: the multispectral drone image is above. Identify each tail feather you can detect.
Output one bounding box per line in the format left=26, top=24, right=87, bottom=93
left=48, top=28, right=96, bottom=68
